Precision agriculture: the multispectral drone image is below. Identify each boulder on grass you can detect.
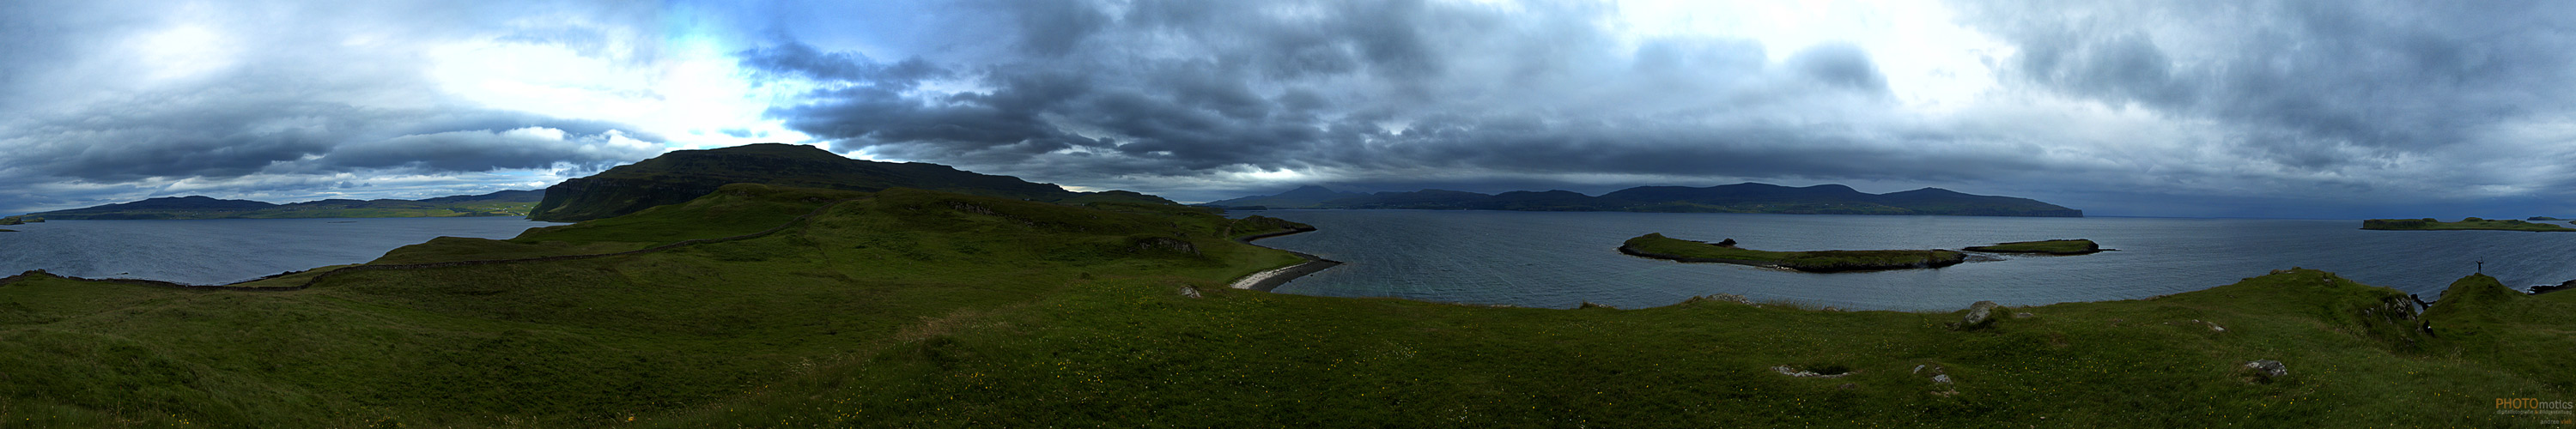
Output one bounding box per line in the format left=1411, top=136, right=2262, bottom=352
left=2243, top=360, right=2288, bottom=382
left=1953, top=301, right=2001, bottom=330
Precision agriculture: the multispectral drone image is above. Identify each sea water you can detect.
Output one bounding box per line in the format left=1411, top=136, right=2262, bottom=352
left=0, top=217, right=562, bottom=285
left=1241, top=210, right=2576, bottom=311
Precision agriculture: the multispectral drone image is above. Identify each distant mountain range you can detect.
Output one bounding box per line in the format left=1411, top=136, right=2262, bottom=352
left=529, top=143, right=1175, bottom=221
left=1203, top=184, right=2082, bottom=217
left=25, top=190, right=544, bottom=220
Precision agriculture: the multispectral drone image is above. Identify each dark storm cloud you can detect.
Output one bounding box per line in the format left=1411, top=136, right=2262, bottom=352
left=1, top=97, right=662, bottom=182
left=738, top=42, right=951, bottom=87
left=729, top=0, right=2576, bottom=216
left=1954, top=0, right=2576, bottom=160
left=752, top=0, right=1931, bottom=202
left=0, top=0, right=670, bottom=214
left=1787, top=43, right=1893, bottom=96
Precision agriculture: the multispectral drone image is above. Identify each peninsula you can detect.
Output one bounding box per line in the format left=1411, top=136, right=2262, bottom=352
left=1965, top=239, right=2106, bottom=255
left=21, top=190, right=544, bottom=221
left=2360, top=217, right=2576, bottom=232
left=1203, top=184, right=2081, bottom=217
left=529, top=143, right=1174, bottom=221
left=1619, top=233, right=1967, bottom=272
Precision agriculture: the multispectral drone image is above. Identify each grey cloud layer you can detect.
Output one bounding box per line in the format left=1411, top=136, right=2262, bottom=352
left=1956, top=0, right=2576, bottom=178
left=0, top=0, right=667, bottom=213
left=749, top=0, right=1933, bottom=203
left=11, top=0, right=2573, bottom=218
left=732, top=0, right=2576, bottom=216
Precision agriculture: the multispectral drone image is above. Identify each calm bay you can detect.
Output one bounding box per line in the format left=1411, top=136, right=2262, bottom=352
left=1244, top=209, right=2576, bottom=311
left=0, top=217, right=561, bottom=285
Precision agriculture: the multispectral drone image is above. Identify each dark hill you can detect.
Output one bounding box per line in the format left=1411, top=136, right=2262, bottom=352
left=416, top=190, right=544, bottom=204
left=1872, top=187, right=2080, bottom=217
left=1202, top=185, right=1369, bottom=208
left=1321, top=189, right=1495, bottom=209
left=528, top=143, right=1168, bottom=221
left=46, top=196, right=278, bottom=214
left=28, top=190, right=544, bottom=220
left=1601, top=183, right=1869, bottom=206
left=1203, top=183, right=2081, bottom=217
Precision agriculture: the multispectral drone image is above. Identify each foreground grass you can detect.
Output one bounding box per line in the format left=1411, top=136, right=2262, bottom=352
left=1621, top=233, right=1967, bottom=272
left=1965, top=239, right=2104, bottom=255
left=0, top=185, right=2567, bottom=427
left=2364, top=218, right=2576, bottom=232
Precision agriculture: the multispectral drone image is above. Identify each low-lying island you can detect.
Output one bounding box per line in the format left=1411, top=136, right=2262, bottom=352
left=2362, top=217, right=2576, bottom=232
left=1964, top=239, right=2105, bottom=255
left=1619, top=233, right=1967, bottom=272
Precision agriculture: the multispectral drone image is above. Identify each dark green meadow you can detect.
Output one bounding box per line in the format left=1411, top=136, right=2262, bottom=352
left=1, top=185, right=2568, bottom=427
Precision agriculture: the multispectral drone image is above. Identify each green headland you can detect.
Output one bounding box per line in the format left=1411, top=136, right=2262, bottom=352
left=1619, top=233, right=1969, bottom=272
left=2361, top=217, right=2576, bottom=232
left=1965, top=239, right=2105, bottom=255
left=528, top=143, right=1173, bottom=222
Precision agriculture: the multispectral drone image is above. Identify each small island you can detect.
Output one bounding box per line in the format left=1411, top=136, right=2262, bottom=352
left=1964, top=239, right=2105, bottom=255
left=1619, top=233, right=1966, bottom=272
left=2360, top=217, right=2576, bottom=232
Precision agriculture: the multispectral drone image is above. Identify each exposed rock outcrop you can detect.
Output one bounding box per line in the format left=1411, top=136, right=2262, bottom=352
left=1953, top=300, right=2001, bottom=330
left=2243, top=360, right=2288, bottom=382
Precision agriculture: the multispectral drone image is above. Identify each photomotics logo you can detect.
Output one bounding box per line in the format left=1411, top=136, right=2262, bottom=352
left=2497, top=398, right=2573, bottom=425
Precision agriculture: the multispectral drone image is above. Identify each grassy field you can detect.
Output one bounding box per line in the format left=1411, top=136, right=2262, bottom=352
left=2363, top=218, right=2576, bottom=232
left=0, top=185, right=2568, bottom=426
left=1621, top=233, right=1968, bottom=272
left=1965, top=239, right=2104, bottom=255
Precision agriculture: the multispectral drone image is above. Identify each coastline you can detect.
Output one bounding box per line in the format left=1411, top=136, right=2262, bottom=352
left=1227, top=227, right=1343, bottom=292
left=1, top=199, right=856, bottom=290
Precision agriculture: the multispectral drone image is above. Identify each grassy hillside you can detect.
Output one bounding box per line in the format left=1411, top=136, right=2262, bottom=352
left=0, top=186, right=2567, bottom=427
left=2363, top=218, right=2576, bottom=232
left=1621, top=233, right=1969, bottom=272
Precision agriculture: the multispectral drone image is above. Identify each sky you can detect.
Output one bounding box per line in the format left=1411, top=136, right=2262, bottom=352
left=3, top=0, right=2573, bottom=219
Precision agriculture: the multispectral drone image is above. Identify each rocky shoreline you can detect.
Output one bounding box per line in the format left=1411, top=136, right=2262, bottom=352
left=1227, top=226, right=1342, bottom=292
